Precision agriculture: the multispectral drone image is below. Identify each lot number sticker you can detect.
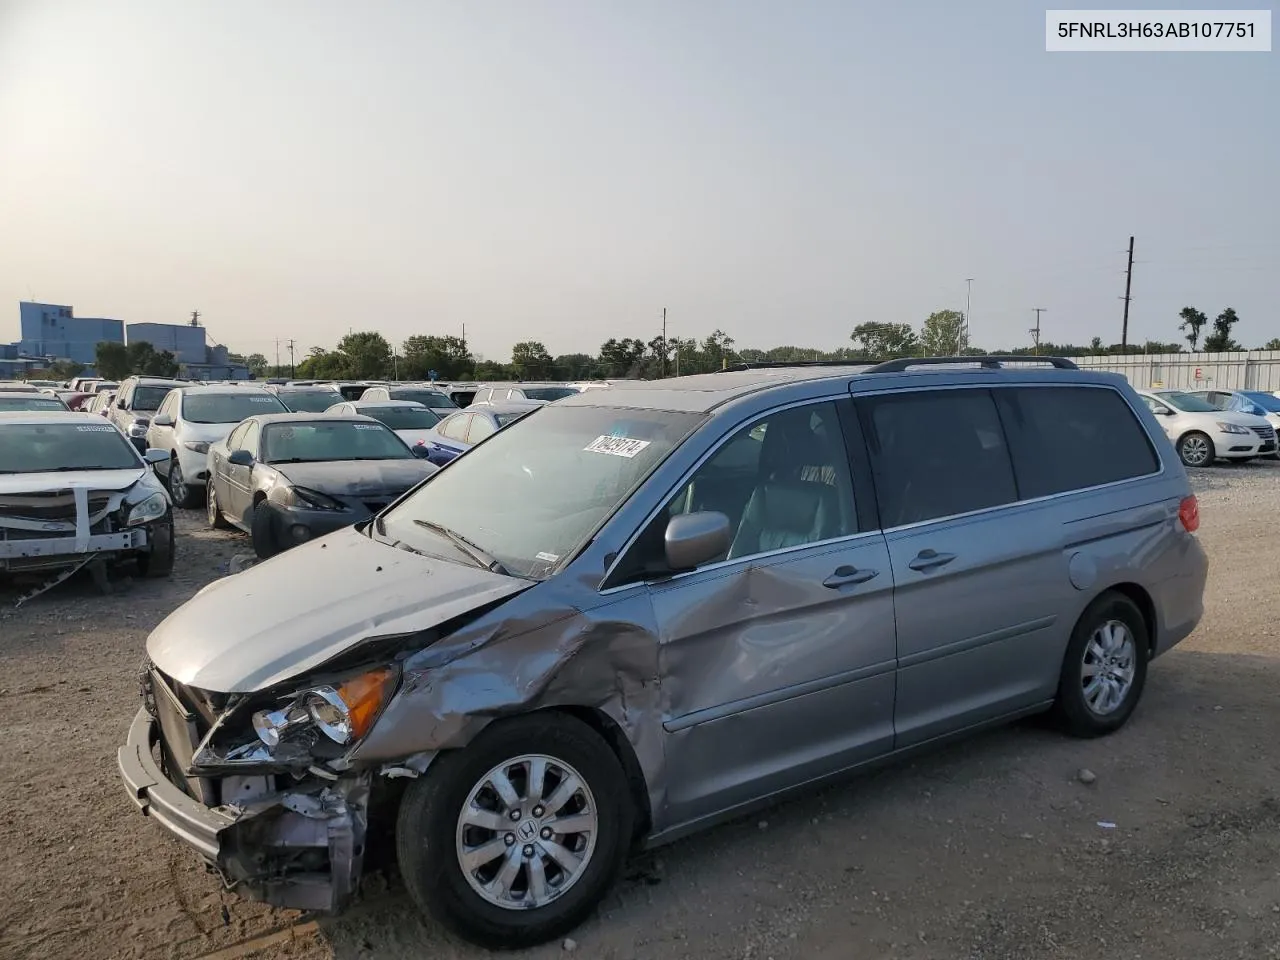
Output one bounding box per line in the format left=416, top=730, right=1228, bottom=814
left=76, top=425, right=114, bottom=432
left=584, top=435, right=651, bottom=458
left=353, top=423, right=382, bottom=430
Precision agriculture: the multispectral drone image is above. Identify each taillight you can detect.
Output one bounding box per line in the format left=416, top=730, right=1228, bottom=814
left=1179, top=494, right=1199, bottom=533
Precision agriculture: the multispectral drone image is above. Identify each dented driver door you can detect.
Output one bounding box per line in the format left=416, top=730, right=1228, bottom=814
left=648, top=399, right=897, bottom=830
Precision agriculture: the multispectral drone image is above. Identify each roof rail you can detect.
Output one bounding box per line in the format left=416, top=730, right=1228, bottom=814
left=860, top=355, right=1079, bottom=373
left=718, top=360, right=872, bottom=372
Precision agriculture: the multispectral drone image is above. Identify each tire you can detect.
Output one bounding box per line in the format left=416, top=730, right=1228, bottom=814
left=250, top=501, right=281, bottom=559
left=1176, top=431, right=1214, bottom=468
left=167, top=457, right=200, bottom=509
left=206, top=481, right=230, bottom=529
left=396, top=713, right=634, bottom=950
left=136, top=519, right=175, bottom=579
left=1052, top=592, right=1149, bottom=738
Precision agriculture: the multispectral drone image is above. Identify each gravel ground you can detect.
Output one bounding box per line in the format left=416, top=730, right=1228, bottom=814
left=3, top=463, right=1279, bottom=960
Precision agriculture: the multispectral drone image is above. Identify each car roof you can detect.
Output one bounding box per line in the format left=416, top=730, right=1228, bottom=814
left=272, top=384, right=343, bottom=392
left=346, top=399, right=427, bottom=408
left=0, top=390, right=61, bottom=400
left=126, top=376, right=188, bottom=385
left=0, top=411, right=122, bottom=426
left=472, top=401, right=544, bottom=414
left=180, top=384, right=277, bottom=396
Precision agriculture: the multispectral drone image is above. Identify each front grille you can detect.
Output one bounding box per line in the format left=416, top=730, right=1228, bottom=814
left=0, top=491, right=114, bottom=523
left=1251, top=425, right=1276, bottom=442
left=149, top=669, right=217, bottom=805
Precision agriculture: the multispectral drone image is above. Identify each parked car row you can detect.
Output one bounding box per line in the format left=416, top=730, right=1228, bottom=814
left=1136, top=388, right=1279, bottom=467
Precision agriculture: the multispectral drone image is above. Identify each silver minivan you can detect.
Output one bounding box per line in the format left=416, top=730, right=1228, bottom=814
left=118, top=357, right=1208, bottom=949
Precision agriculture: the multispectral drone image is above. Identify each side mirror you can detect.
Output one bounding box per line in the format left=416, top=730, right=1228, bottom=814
left=143, top=448, right=170, bottom=465
left=152, top=414, right=174, bottom=427
left=1153, top=407, right=1171, bottom=416
left=411, top=444, right=431, bottom=459
left=664, top=511, right=732, bottom=572
left=228, top=449, right=255, bottom=467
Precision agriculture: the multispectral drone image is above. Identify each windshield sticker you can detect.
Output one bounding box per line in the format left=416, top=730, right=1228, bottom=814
left=248, top=397, right=275, bottom=403
left=353, top=423, right=381, bottom=430
left=583, top=435, right=651, bottom=458
left=76, top=425, right=114, bottom=432
left=535, top=551, right=561, bottom=563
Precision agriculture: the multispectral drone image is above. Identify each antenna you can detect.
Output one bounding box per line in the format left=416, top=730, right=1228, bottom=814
left=190, top=310, right=201, bottom=327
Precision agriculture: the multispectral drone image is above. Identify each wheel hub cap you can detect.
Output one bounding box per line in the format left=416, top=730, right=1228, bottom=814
left=1082, top=619, right=1137, bottom=716
left=455, top=754, right=598, bottom=911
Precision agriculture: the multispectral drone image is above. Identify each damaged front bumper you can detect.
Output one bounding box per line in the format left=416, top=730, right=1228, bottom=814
left=0, top=529, right=147, bottom=570
left=117, top=707, right=368, bottom=912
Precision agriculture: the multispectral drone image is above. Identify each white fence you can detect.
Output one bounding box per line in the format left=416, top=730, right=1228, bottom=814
left=1074, top=351, right=1280, bottom=392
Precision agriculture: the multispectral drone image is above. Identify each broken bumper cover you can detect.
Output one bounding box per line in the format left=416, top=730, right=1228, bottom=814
left=0, top=529, right=147, bottom=569
left=117, top=707, right=367, bottom=912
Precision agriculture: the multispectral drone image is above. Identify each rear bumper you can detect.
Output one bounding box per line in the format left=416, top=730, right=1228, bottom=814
left=1152, top=538, right=1209, bottom=658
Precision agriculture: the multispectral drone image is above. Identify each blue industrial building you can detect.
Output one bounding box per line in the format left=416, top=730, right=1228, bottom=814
left=125, top=322, right=207, bottom=363
left=19, top=301, right=124, bottom=364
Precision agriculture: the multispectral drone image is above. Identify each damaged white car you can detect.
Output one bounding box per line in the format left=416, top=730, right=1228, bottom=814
left=1, top=412, right=175, bottom=601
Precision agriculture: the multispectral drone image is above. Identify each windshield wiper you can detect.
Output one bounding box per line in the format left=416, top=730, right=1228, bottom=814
left=412, top=519, right=511, bottom=576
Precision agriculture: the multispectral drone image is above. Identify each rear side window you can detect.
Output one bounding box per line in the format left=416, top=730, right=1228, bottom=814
left=994, top=387, right=1158, bottom=498
left=862, top=389, right=1017, bottom=527
left=441, top=413, right=471, bottom=441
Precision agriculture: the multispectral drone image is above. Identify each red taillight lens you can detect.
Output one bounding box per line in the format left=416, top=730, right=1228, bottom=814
left=1179, top=495, right=1199, bottom=533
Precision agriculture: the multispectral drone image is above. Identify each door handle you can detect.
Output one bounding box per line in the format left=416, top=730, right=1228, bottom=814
left=823, top=565, right=879, bottom=588
left=908, top=549, right=957, bottom=572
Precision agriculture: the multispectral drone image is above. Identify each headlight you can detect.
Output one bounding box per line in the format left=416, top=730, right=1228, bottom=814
left=126, top=492, right=168, bottom=526
left=1216, top=422, right=1251, bottom=435
left=281, top=485, right=347, bottom=511
left=182, top=440, right=210, bottom=454
left=251, top=666, right=397, bottom=751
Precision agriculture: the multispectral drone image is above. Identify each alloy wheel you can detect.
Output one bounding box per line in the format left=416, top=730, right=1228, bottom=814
left=1081, top=619, right=1137, bottom=716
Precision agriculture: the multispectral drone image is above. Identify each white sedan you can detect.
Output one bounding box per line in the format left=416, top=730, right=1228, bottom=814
left=1137, top=389, right=1272, bottom=467
left=323, top=399, right=444, bottom=451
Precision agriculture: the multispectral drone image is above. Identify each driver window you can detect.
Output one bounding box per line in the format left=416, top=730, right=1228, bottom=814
left=235, top=422, right=260, bottom=454
left=226, top=422, right=249, bottom=449
left=615, top=401, right=857, bottom=582
left=443, top=414, right=472, bottom=441
left=468, top=416, right=496, bottom=443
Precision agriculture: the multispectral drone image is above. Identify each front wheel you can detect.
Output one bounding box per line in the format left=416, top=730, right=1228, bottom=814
left=206, top=481, right=230, bottom=529
left=167, top=458, right=200, bottom=509
left=136, top=519, right=175, bottom=578
left=1052, top=592, right=1149, bottom=738
left=250, top=502, right=281, bottom=559
left=396, top=713, right=634, bottom=950
left=1177, top=431, right=1214, bottom=468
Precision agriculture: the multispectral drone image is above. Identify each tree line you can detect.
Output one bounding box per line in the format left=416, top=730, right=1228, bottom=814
left=205, top=303, right=1268, bottom=384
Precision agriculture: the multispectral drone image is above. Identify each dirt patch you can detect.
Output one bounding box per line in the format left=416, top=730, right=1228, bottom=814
left=2, top=464, right=1279, bottom=960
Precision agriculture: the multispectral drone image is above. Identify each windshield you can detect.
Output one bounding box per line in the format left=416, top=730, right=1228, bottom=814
left=519, top=386, right=578, bottom=402
left=392, top=389, right=457, bottom=409
left=380, top=405, right=702, bottom=578
left=184, top=392, right=288, bottom=423
left=278, top=390, right=344, bottom=412
left=1157, top=391, right=1217, bottom=413
left=362, top=406, right=442, bottom=430
left=0, top=396, right=67, bottom=411
left=132, top=386, right=173, bottom=410
left=93, top=382, right=118, bottom=393
left=1242, top=392, right=1280, bottom=413
left=0, top=422, right=139, bottom=473
left=262, top=420, right=412, bottom=462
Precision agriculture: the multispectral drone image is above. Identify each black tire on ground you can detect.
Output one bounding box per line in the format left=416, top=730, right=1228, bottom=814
left=1176, top=431, right=1215, bottom=468
left=1052, top=591, right=1149, bottom=738
left=396, top=713, right=634, bottom=950
left=167, top=457, right=201, bottom=509
left=206, top=481, right=230, bottom=529
left=136, top=519, right=175, bottom=578
left=250, top=502, right=281, bottom=559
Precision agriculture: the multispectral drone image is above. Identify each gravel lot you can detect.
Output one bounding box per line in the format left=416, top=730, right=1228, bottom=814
left=3, top=463, right=1279, bottom=960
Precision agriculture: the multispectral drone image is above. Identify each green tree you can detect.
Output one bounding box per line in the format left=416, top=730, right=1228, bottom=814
left=242, top=353, right=269, bottom=376
left=400, top=335, right=472, bottom=381
left=920, top=310, right=966, bottom=356
left=473, top=357, right=513, bottom=380
left=95, top=341, right=131, bottom=379
left=336, top=331, right=392, bottom=379
left=1262, top=338, right=1280, bottom=351
left=598, top=338, right=648, bottom=378
left=1178, top=307, right=1208, bottom=350
left=125, top=341, right=180, bottom=377
left=1089, top=336, right=1104, bottom=353
left=1201, top=307, right=1242, bottom=353
left=850, top=322, right=918, bottom=358
left=552, top=353, right=596, bottom=379
left=47, top=359, right=85, bottom=380
left=510, top=340, right=553, bottom=379
left=699, top=329, right=736, bottom=371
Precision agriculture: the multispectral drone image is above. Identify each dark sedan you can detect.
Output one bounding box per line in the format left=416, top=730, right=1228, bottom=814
left=419, top=401, right=540, bottom=465
left=205, top=413, right=438, bottom=558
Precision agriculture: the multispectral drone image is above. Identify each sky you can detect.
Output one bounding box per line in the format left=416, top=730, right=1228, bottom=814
left=0, top=0, right=1276, bottom=362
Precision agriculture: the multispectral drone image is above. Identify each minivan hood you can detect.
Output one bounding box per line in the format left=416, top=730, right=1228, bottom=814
left=275, top=458, right=436, bottom=495
left=147, top=526, right=528, bottom=692
left=0, top=466, right=144, bottom=495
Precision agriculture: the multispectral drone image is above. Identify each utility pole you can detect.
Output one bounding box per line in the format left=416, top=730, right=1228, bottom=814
left=189, top=310, right=201, bottom=327
left=1121, top=235, right=1135, bottom=349
left=286, top=339, right=296, bottom=379
left=963, top=279, right=974, bottom=353
left=275, top=339, right=280, bottom=372
left=661, top=307, right=668, bottom=378
left=1031, top=308, right=1046, bottom=355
